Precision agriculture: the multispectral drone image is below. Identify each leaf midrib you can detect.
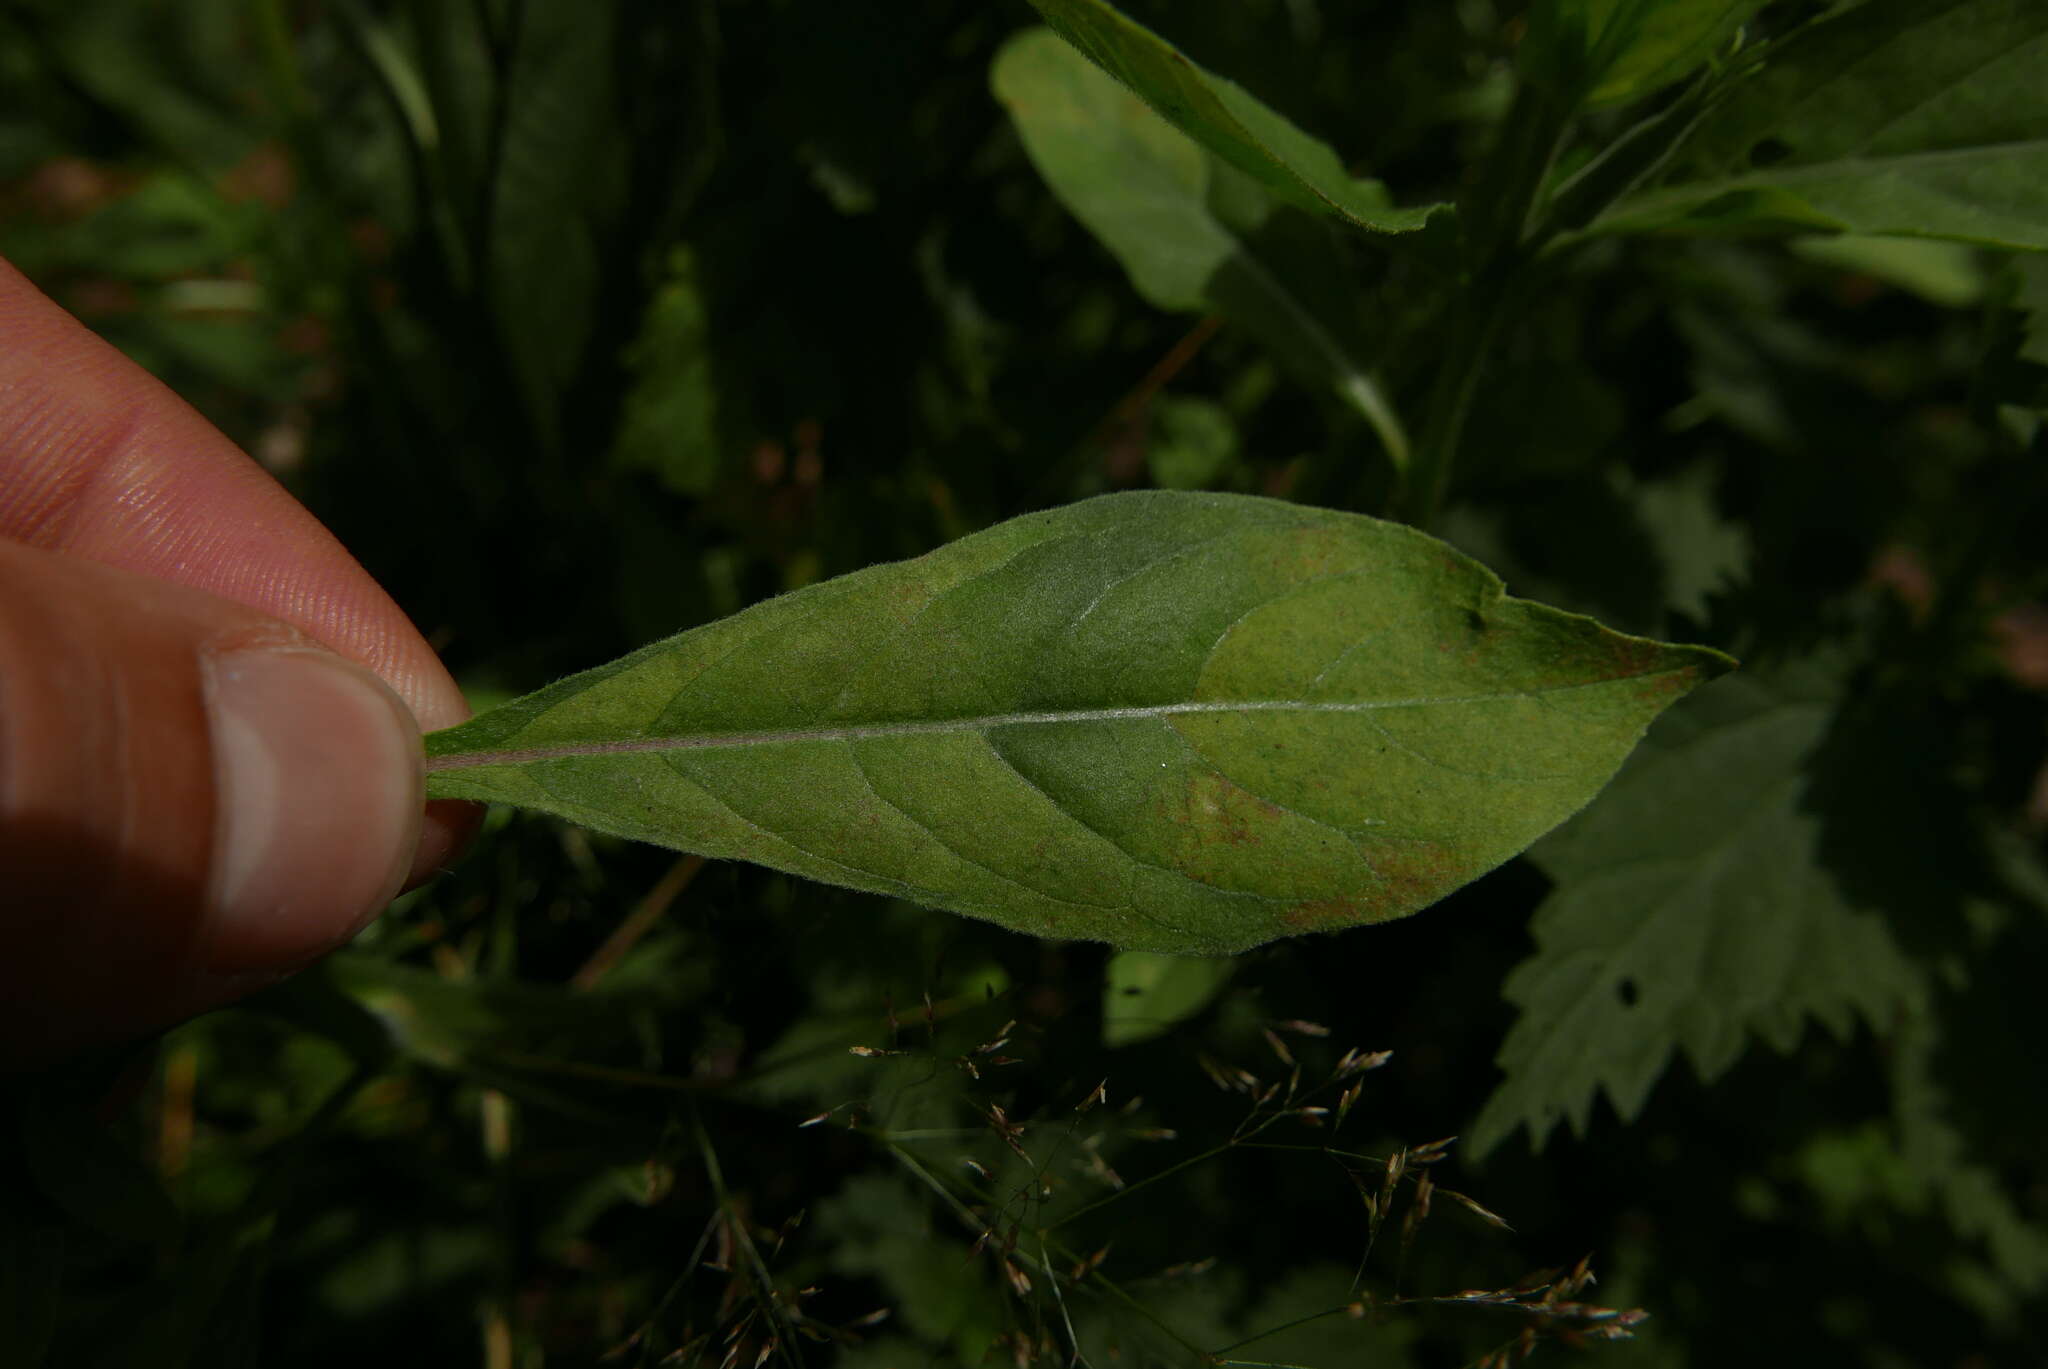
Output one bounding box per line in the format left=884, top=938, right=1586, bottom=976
left=425, top=671, right=1693, bottom=774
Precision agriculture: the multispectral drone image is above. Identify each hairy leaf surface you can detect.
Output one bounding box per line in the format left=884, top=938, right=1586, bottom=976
left=424, top=493, right=1730, bottom=954
left=1471, top=674, right=1920, bottom=1154
left=992, top=27, right=1407, bottom=467
left=1598, top=0, right=2048, bottom=248
left=1023, top=0, right=1442, bottom=236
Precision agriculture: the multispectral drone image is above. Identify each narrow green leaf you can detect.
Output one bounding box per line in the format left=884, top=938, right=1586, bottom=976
left=1533, top=0, right=1768, bottom=107
left=1597, top=0, right=2048, bottom=249
left=424, top=492, right=1731, bottom=955
left=1471, top=673, right=1921, bottom=1155
left=993, top=28, right=1407, bottom=466
left=1021, top=0, right=1442, bottom=236
left=1103, top=950, right=1235, bottom=1047
left=486, top=0, right=624, bottom=446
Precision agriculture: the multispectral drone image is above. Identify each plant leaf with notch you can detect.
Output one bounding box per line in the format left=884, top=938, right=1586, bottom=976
left=1023, top=0, right=1442, bottom=236
left=423, top=492, right=1731, bottom=955
left=1596, top=0, right=2048, bottom=249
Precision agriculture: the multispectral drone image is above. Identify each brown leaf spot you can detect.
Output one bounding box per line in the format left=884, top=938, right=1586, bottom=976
left=1283, top=896, right=1371, bottom=931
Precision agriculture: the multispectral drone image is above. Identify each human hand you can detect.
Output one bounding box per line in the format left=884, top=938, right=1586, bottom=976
left=0, top=256, right=474, bottom=1068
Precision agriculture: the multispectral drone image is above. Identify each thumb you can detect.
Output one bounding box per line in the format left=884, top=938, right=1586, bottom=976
left=1, top=540, right=425, bottom=1068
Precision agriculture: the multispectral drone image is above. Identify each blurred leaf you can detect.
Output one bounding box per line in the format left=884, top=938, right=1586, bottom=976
left=1524, top=0, right=1766, bottom=107
left=1147, top=395, right=1240, bottom=490
left=1600, top=0, right=2048, bottom=248
left=327, top=952, right=693, bottom=1074
left=485, top=0, right=625, bottom=447
left=1789, top=233, right=1986, bottom=307
left=11, top=0, right=260, bottom=169
left=1892, top=1017, right=2048, bottom=1315
left=1473, top=672, right=1922, bottom=1154
left=1103, top=950, right=1235, bottom=1046
left=2016, top=252, right=2048, bottom=368
left=816, top=1173, right=1005, bottom=1360
left=425, top=492, right=1729, bottom=954
left=993, top=28, right=1408, bottom=465
left=1631, top=463, right=1750, bottom=620
left=613, top=244, right=722, bottom=495
left=1021, top=0, right=1443, bottom=235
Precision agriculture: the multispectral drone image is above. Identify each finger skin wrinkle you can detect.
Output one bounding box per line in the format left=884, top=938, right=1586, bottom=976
left=0, top=365, right=151, bottom=552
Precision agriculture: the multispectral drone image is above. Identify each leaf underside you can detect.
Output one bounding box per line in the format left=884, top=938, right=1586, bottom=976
left=424, top=492, right=1731, bottom=954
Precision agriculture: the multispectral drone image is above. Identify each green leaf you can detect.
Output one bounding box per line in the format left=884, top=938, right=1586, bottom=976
left=1892, top=1015, right=2048, bottom=1312
left=424, top=492, right=1731, bottom=955
left=1103, top=950, right=1235, bottom=1046
left=1789, top=233, right=1986, bottom=308
left=485, top=0, right=624, bottom=449
left=1146, top=396, right=1241, bottom=491
left=992, top=28, right=1409, bottom=466
left=1471, top=673, right=1921, bottom=1155
left=1532, top=0, right=1768, bottom=107
left=1020, top=0, right=1442, bottom=236
left=1598, top=0, right=2048, bottom=248
left=1631, top=464, right=1750, bottom=620
left=2016, top=252, right=2048, bottom=368
left=613, top=244, right=723, bottom=496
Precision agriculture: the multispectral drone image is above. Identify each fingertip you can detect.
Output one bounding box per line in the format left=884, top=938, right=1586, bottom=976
left=201, top=647, right=424, bottom=973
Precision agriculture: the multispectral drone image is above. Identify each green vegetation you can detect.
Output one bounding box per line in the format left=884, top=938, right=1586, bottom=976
left=4, top=1, right=2046, bottom=1366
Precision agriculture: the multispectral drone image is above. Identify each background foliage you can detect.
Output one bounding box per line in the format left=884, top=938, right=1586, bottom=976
left=3, top=1, right=2045, bottom=1366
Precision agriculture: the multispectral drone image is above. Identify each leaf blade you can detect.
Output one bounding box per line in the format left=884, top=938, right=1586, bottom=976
left=425, top=493, right=1732, bottom=954
left=1020, top=0, right=1442, bottom=235
left=991, top=28, right=1409, bottom=465
left=1596, top=0, right=2048, bottom=248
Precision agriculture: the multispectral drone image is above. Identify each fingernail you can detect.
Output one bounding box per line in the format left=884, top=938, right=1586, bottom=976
left=204, top=648, right=423, bottom=972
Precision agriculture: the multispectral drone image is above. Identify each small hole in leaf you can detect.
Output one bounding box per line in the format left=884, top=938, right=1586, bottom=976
left=1616, top=978, right=1640, bottom=1008
left=1750, top=138, right=1792, bottom=168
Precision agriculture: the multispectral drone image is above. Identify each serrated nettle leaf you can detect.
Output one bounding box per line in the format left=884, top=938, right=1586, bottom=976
left=1470, top=673, right=1921, bottom=1156
left=424, top=492, right=1730, bottom=955
left=1597, top=0, right=2048, bottom=248
left=992, top=29, right=1408, bottom=467
left=1022, top=0, right=1444, bottom=237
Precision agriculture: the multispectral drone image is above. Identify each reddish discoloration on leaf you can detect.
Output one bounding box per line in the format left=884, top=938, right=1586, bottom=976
left=1282, top=896, right=1368, bottom=931
left=1175, top=767, right=1273, bottom=847
left=1369, top=839, right=1465, bottom=914
left=1280, top=838, right=1464, bottom=933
